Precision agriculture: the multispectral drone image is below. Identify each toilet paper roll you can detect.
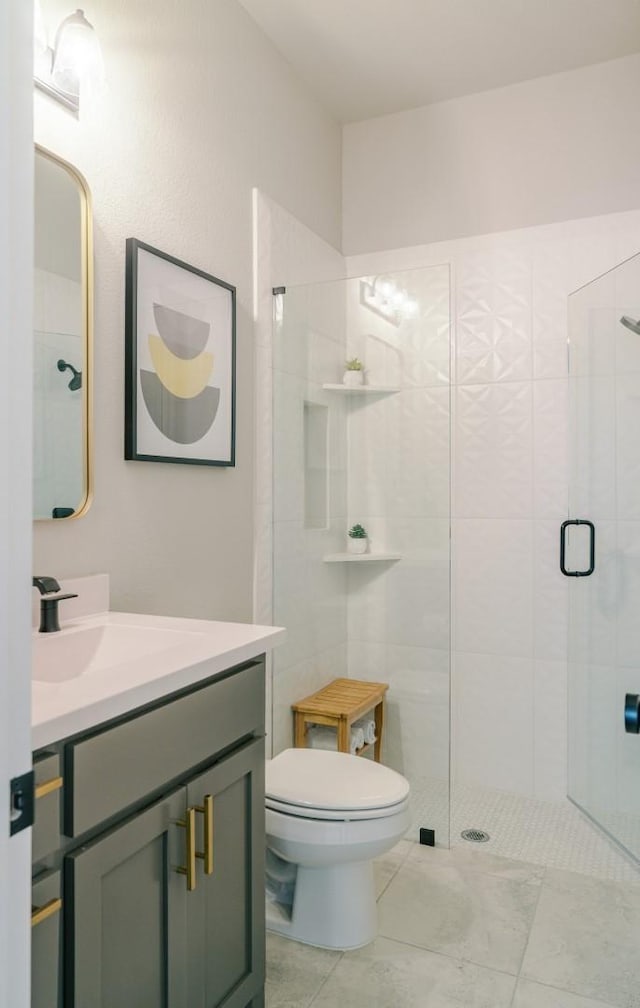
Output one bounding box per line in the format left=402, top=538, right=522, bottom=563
left=307, top=724, right=364, bottom=755
left=354, top=717, right=377, bottom=745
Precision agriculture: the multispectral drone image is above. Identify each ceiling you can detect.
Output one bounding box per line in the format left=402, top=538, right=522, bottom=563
left=238, top=0, right=640, bottom=122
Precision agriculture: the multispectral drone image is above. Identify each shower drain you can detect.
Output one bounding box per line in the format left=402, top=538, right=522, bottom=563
left=461, top=829, right=490, bottom=843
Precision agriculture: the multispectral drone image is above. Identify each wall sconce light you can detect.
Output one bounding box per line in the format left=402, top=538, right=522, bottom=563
left=34, top=3, right=104, bottom=115
left=359, top=277, right=418, bottom=326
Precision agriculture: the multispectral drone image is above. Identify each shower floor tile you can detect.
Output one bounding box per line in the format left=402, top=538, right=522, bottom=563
left=408, top=776, right=640, bottom=883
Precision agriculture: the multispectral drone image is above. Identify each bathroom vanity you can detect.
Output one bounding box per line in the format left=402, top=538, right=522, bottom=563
left=30, top=579, right=284, bottom=1008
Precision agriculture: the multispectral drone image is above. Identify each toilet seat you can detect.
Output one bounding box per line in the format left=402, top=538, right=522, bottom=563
left=266, top=748, right=410, bottom=815
left=265, top=793, right=410, bottom=822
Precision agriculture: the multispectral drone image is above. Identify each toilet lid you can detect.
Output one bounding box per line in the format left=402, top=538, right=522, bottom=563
left=265, top=748, right=410, bottom=812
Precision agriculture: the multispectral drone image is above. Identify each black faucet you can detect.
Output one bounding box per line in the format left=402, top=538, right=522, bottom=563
left=32, top=576, right=78, bottom=633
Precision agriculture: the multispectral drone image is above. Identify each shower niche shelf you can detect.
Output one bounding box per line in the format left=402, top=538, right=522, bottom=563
left=321, top=383, right=400, bottom=394
left=323, top=552, right=402, bottom=563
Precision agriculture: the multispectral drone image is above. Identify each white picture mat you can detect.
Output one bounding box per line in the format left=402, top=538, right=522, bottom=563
left=135, top=248, right=233, bottom=462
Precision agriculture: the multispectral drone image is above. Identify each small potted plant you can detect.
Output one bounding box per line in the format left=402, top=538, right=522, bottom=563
left=343, top=357, right=364, bottom=387
left=347, top=523, right=368, bottom=554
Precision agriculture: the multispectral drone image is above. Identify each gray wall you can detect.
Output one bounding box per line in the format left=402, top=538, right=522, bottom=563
left=343, top=54, right=640, bottom=254
left=33, top=0, right=342, bottom=621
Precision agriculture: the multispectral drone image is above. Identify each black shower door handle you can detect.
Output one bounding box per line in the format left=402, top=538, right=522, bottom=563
left=560, top=519, right=595, bottom=577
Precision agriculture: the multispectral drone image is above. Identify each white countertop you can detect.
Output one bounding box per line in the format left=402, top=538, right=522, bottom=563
left=32, top=610, right=285, bottom=750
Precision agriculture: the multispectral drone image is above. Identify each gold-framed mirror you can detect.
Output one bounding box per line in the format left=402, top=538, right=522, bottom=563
left=34, top=145, right=92, bottom=520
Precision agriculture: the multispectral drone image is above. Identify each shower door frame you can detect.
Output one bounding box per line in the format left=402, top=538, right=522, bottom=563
left=566, top=252, right=640, bottom=865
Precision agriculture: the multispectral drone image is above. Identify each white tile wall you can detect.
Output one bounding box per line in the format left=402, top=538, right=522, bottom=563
left=259, top=198, right=640, bottom=816
left=348, top=208, right=640, bottom=805
left=348, top=639, right=450, bottom=782
left=345, top=265, right=452, bottom=841
left=454, top=519, right=533, bottom=658
left=456, top=245, right=532, bottom=386
left=533, top=521, right=568, bottom=662
left=533, top=380, right=568, bottom=518
left=455, top=382, right=533, bottom=518
left=271, top=642, right=348, bottom=755
left=533, top=659, right=568, bottom=801
left=616, top=522, right=640, bottom=669
left=453, top=652, right=534, bottom=795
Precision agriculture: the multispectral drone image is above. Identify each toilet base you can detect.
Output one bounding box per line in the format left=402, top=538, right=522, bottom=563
left=266, top=860, right=377, bottom=951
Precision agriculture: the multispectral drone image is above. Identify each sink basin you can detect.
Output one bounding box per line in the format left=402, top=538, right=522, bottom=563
left=33, top=622, right=205, bottom=683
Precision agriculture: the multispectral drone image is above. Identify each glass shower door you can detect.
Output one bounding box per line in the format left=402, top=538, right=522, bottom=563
left=567, top=252, right=640, bottom=861
left=271, top=267, right=452, bottom=846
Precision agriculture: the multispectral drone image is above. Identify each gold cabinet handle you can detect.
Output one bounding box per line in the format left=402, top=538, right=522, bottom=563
left=35, top=776, right=63, bottom=801
left=195, top=795, right=214, bottom=875
left=31, top=897, right=62, bottom=928
left=174, top=807, right=197, bottom=891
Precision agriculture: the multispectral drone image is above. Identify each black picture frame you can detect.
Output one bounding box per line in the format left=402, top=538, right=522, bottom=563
left=124, top=238, right=236, bottom=466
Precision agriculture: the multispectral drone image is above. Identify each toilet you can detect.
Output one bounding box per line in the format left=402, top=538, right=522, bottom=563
left=264, top=748, right=410, bottom=950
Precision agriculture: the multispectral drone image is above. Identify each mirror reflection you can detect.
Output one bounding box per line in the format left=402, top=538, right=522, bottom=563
left=34, top=147, right=91, bottom=520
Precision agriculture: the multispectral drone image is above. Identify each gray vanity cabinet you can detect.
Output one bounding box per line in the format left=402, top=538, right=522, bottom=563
left=31, top=870, right=63, bottom=1008
left=185, top=737, right=265, bottom=1008
left=64, top=788, right=189, bottom=1007
left=65, top=736, right=265, bottom=1008
left=32, top=656, right=267, bottom=1008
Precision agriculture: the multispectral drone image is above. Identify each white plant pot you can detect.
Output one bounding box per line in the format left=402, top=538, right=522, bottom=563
left=348, top=537, right=367, bottom=554
left=343, top=370, right=364, bottom=387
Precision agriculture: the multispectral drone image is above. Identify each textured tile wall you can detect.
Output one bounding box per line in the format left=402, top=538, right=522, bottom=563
left=259, top=196, right=640, bottom=810
left=348, top=209, right=640, bottom=805
left=345, top=266, right=452, bottom=828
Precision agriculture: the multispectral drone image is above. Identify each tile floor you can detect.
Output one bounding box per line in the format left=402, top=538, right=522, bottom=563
left=265, top=841, right=640, bottom=1008
left=409, top=777, right=640, bottom=883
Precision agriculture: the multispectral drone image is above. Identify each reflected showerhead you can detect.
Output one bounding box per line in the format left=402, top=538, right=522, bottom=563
left=57, top=358, right=82, bottom=391
left=620, top=315, right=640, bottom=335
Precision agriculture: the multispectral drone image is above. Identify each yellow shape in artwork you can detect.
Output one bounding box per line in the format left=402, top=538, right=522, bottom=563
left=148, top=334, right=213, bottom=399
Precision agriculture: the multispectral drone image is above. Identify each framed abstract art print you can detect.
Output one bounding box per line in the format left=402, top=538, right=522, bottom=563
left=124, top=238, right=236, bottom=466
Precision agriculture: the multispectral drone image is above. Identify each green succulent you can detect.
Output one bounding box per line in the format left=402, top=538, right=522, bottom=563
left=348, top=523, right=367, bottom=538
left=345, top=357, right=363, bottom=371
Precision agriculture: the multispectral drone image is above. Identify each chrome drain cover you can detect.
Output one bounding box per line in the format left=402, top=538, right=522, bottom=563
left=461, top=829, right=490, bottom=843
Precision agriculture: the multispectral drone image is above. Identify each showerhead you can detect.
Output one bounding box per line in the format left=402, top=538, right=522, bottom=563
left=620, top=315, right=640, bottom=335
left=57, top=358, right=82, bottom=391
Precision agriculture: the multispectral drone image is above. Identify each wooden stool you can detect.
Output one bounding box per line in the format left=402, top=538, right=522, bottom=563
left=291, top=678, right=388, bottom=762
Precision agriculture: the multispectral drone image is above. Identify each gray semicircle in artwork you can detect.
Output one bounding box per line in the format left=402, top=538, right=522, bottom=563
left=153, top=303, right=210, bottom=359
left=140, top=370, right=220, bottom=445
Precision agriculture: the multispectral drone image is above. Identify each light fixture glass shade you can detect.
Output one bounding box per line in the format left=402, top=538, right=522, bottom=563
left=33, top=0, right=48, bottom=57
left=51, top=8, right=104, bottom=101
left=403, top=298, right=419, bottom=318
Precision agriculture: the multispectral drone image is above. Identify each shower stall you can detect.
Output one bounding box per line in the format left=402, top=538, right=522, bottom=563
left=270, top=250, right=640, bottom=868
left=271, top=265, right=452, bottom=845
left=566, top=251, right=640, bottom=862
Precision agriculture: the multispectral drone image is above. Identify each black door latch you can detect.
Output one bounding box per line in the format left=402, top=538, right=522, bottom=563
left=9, top=770, right=34, bottom=836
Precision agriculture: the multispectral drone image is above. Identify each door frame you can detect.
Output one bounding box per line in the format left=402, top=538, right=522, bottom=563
left=0, top=2, right=35, bottom=1005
